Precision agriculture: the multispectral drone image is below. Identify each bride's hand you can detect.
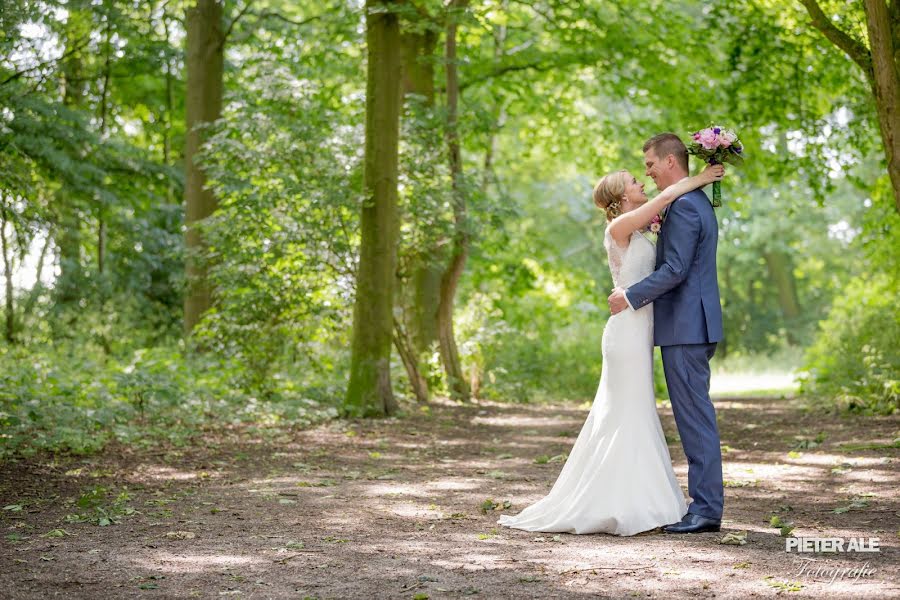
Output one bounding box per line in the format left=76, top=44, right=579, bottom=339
left=700, top=164, right=725, bottom=184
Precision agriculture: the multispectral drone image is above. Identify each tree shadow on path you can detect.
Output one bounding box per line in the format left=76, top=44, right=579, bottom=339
left=0, top=394, right=898, bottom=598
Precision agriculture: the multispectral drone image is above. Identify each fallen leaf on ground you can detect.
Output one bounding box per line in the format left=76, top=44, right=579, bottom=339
left=719, top=531, right=748, bottom=545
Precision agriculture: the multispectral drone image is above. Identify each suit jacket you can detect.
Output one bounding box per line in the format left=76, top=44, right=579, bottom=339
left=625, top=188, right=724, bottom=346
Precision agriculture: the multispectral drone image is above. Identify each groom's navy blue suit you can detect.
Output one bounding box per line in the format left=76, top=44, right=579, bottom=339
left=625, top=187, right=724, bottom=520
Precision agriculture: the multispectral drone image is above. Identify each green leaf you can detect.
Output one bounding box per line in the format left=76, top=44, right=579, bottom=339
left=719, top=531, right=748, bottom=545
left=44, top=529, right=71, bottom=538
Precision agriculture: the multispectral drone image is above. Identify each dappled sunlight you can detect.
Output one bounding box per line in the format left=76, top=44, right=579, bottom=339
left=777, top=453, right=893, bottom=468
left=5, top=394, right=896, bottom=599
left=470, top=414, right=583, bottom=428
left=132, top=465, right=204, bottom=482
left=423, top=479, right=481, bottom=491
left=362, top=483, right=425, bottom=497
left=711, top=372, right=797, bottom=396
left=3, top=0, right=897, bottom=597
left=130, top=551, right=262, bottom=573
left=388, top=502, right=441, bottom=518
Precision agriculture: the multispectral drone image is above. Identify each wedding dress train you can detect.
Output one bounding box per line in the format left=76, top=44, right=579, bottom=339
left=497, top=228, right=687, bottom=536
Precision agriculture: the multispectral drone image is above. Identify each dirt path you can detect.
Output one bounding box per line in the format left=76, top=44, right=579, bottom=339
left=1, top=395, right=898, bottom=599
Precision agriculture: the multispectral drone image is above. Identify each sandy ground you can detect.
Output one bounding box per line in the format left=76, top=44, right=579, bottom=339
left=1, top=394, right=898, bottom=599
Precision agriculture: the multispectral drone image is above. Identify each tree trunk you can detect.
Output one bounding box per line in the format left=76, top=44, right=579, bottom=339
left=763, top=250, right=802, bottom=344
left=183, top=0, right=224, bottom=335
left=401, top=29, right=437, bottom=102
left=55, top=0, right=90, bottom=305
left=1, top=205, right=14, bottom=343
left=22, top=234, right=50, bottom=319
left=97, top=15, right=111, bottom=276
left=344, top=0, right=403, bottom=417
left=393, top=28, right=440, bottom=404
left=438, top=0, right=471, bottom=401
left=862, top=0, right=900, bottom=212
left=801, top=0, right=900, bottom=211
left=406, top=28, right=442, bottom=356
left=162, top=1, right=177, bottom=203
left=482, top=3, right=507, bottom=195
left=393, top=318, right=430, bottom=404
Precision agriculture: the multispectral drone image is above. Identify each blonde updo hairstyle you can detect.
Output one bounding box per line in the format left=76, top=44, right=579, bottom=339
left=592, top=170, right=628, bottom=222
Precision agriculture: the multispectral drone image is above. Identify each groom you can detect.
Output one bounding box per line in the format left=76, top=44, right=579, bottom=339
left=608, top=133, right=724, bottom=534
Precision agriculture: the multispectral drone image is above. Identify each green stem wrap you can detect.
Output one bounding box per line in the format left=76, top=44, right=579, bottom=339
left=712, top=180, right=722, bottom=207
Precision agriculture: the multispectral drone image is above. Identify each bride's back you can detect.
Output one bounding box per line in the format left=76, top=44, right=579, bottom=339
left=604, top=228, right=656, bottom=290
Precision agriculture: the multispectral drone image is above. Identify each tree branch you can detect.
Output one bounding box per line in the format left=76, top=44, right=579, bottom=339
left=460, top=60, right=555, bottom=90
left=407, top=0, right=435, bottom=23
left=223, top=0, right=255, bottom=42
left=798, top=0, right=874, bottom=80
left=253, top=9, right=327, bottom=28
left=458, top=52, right=601, bottom=91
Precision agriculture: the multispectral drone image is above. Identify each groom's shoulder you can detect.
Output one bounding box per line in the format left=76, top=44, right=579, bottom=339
left=677, top=189, right=712, bottom=211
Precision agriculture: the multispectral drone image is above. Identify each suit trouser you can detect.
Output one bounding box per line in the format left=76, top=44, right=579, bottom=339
left=661, top=343, right=723, bottom=519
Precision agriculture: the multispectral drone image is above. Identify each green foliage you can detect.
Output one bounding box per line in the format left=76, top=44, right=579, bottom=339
left=195, top=56, right=363, bottom=394
left=0, top=0, right=896, bottom=456
left=463, top=252, right=604, bottom=402
left=66, top=485, right=136, bottom=527
left=799, top=178, right=900, bottom=415
left=0, top=341, right=339, bottom=458
left=799, top=273, right=900, bottom=415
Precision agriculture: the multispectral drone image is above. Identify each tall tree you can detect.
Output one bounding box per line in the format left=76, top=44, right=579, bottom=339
left=183, top=0, right=224, bottom=334
left=1, top=203, right=14, bottom=343
left=437, top=0, right=470, bottom=401
left=96, top=6, right=113, bottom=276
left=800, top=0, right=900, bottom=212
left=402, top=26, right=441, bottom=353
left=345, top=0, right=403, bottom=416
left=763, top=250, right=802, bottom=343
left=394, top=17, right=440, bottom=404
left=54, top=0, right=91, bottom=304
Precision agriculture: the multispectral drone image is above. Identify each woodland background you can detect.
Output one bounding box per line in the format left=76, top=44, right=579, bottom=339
left=0, top=0, right=898, bottom=457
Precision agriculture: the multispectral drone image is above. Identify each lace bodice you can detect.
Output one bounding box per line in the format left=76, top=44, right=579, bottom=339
left=604, top=228, right=656, bottom=289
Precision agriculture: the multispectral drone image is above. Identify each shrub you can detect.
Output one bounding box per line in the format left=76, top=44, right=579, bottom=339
left=799, top=274, right=899, bottom=415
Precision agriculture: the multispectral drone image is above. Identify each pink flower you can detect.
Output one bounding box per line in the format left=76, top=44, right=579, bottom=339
left=718, top=129, right=737, bottom=148
left=698, top=128, right=719, bottom=150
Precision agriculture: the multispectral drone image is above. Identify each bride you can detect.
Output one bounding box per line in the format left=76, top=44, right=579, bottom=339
left=497, top=164, right=724, bottom=536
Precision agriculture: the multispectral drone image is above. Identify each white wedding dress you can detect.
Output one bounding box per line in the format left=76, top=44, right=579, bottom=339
left=497, top=228, right=687, bottom=536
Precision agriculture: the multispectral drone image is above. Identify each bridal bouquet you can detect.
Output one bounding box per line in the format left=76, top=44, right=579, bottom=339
left=687, top=125, right=744, bottom=207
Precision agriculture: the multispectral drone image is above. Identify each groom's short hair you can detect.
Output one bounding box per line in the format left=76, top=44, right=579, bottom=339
left=643, top=133, right=689, bottom=172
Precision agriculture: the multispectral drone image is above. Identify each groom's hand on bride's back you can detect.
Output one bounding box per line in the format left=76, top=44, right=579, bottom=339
left=608, top=287, right=629, bottom=315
